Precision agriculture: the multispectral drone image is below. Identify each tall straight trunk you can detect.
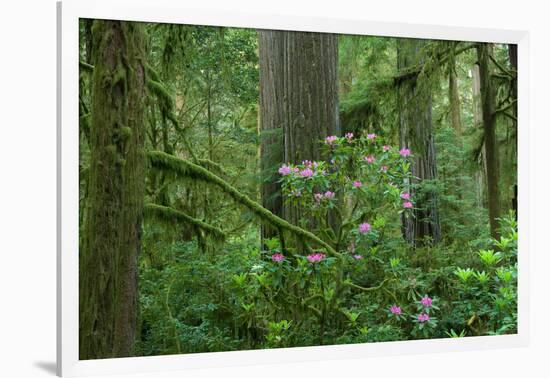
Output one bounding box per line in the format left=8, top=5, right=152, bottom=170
left=477, top=43, right=501, bottom=238
left=508, top=44, right=518, bottom=216
left=472, top=64, right=488, bottom=208
left=282, top=31, right=340, bottom=227
left=259, top=30, right=340, bottom=230
left=80, top=20, right=146, bottom=359
left=448, top=49, right=462, bottom=133
left=258, top=30, right=285, bottom=240
left=397, top=38, right=441, bottom=246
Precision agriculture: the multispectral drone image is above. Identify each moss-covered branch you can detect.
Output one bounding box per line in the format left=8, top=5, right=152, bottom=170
left=144, top=203, right=225, bottom=241
left=79, top=61, right=94, bottom=72
left=147, top=151, right=340, bottom=257
left=394, top=42, right=476, bottom=84
left=344, top=278, right=389, bottom=292
left=494, top=99, right=517, bottom=116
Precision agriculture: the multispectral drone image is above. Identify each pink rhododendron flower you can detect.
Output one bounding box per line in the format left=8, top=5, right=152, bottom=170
left=302, top=160, right=313, bottom=168
left=353, top=254, right=363, bottom=260
left=358, top=222, right=371, bottom=234
left=293, top=167, right=300, bottom=173
left=417, top=313, right=430, bottom=322
left=300, top=168, right=314, bottom=177
left=352, top=180, right=362, bottom=188
left=314, top=193, right=324, bottom=202
left=364, top=155, right=376, bottom=164
left=400, top=192, right=411, bottom=200
left=380, top=166, right=388, bottom=173
left=420, top=296, right=433, bottom=307
left=324, top=191, right=335, bottom=199
left=345, top=132, right=354, bottom=140
left=403, top=201, right=413, bottom=209
left=278, top=165, right=292, bottom=176
left=271, top=253, right=285, bottom=262
left=383, top=145, right=391, bottom=152
left=399, top=148, right=411, bottom=157
left=325, top=135, right=338, bottom=145
left=367, top=133, right=377, bottom=140
left=390, top=305, right=402, bottom=315
left=307, top=252, right=326, bottom=263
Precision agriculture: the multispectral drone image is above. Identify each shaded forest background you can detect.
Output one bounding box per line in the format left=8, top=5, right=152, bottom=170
left=78, top=19, right=518, bottom=359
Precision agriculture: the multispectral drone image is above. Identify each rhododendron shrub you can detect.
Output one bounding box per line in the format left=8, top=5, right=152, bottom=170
left=233, top=134, right=423, bottom=344
left=278, top=133, right=414, bottom=256
left=215, top=137, right=517, bottom=348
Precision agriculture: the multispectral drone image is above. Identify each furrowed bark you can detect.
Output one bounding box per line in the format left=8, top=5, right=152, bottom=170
left=477, top=43, right=501, bottom=238
left=80, top=20, right=146, bottom=359
left=396, top=38, right=441, bottom=246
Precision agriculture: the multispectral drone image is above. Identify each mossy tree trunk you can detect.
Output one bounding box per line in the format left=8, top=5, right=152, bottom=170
left=448, top=47, right=462, bottom=134
left=477, top=43, right=501, bottom=238
left=397, top=38, right=441, bottom=246
left=259, top=30, right=340, bottom=234
left=471, top=63, right=488, bottom=208
left=79, top=20, right=146, bottom=359
left=508, top=44, right=518, bottom=216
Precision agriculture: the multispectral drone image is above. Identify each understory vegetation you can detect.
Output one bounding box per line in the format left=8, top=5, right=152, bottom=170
left=78, top=20, right=518, bottom=359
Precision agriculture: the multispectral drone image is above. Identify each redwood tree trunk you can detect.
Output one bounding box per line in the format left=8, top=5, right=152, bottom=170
left=259, top=30, right=285, bottom=240
left=79, top=20, right=146, bottom=359
left=259, top=30, right=340, bottom=230
left=477, top=43, right=501, bottom=238
left=397, top=38, right=441, bottom=246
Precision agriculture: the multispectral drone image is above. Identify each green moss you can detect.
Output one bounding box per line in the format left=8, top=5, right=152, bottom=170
left=147, top=150, right=340, bottom=257
left=144, top=203, right=225, bottom=242
left=146, top=79, right=174, bottom=110
left=119, top=126, right=133, bottom=140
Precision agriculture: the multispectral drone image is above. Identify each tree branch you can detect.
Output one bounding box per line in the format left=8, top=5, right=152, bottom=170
left=148, top=151, right=341, bottom=257
left=144, top=203, right=225, bottom=241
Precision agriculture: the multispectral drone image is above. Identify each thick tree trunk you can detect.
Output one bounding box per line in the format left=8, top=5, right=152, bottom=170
left=397, top=38, right=441, bottom=246
left=259, top=30, right=285, bottom=240
left=472, top=64, right=488, bottom=208
left=259, top=30, right=340, bottom=230
left=508, top=44, right=518, bottom=217
left=477, top=43, right=501, bottom=238
left=79, top=20, right=146, bottom=359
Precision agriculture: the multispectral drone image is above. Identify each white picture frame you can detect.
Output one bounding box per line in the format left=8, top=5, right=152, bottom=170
left=57, top=1, right=530, bottom=376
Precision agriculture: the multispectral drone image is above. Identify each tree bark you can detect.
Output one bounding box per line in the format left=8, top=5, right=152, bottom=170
left=477, top=43, right=501, bottom=238
left=258, top=30, right=285, bottom=240
left=448, top=47, right=462, bottom=133
left=397, top=38, right=441, bottom=246
left=259, top=30, right=340, bottom=231
left=472, top=64, right=488, bottom=208
left=80, top=20, right=146, bottom=359
left=508, top=44, right=518, bottom=217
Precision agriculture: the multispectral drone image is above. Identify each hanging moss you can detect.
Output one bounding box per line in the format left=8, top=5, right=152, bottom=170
left=144, top=203, right=225, bottom=242
left=147, top=150, right=340, bottom=257
left=80, top=20, right=147, bottom=360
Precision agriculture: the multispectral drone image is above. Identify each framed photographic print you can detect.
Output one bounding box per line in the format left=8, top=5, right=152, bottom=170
left=57, top=0, right=529, bottom=376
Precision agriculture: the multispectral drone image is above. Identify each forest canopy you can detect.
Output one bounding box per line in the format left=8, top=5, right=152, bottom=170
left=78, top=19, right=518, bottom=359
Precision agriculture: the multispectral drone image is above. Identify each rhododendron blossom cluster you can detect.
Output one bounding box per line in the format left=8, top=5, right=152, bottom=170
left=271, top=253, right=285, bottom=262
left=307, top=252, right=326, bottom=263
left=390, top=305, right=402, bottom=315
